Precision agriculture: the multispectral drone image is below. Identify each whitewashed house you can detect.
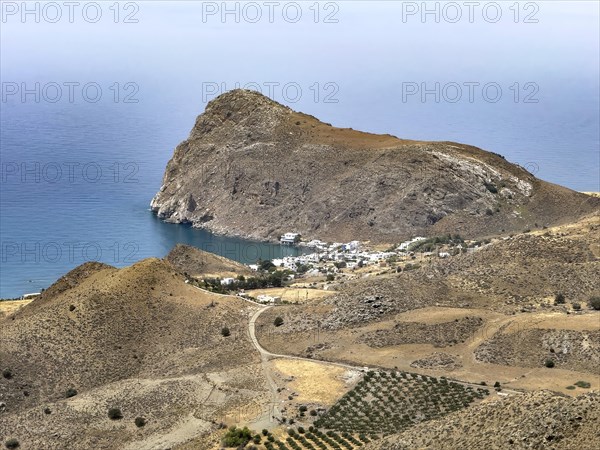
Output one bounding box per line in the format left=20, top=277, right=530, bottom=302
left=280, top=232, right=300, bottom=244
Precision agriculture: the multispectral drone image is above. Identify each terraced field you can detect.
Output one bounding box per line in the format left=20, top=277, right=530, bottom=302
left=315, top=370, right=489, bottom=435
left=264, top=428, right=373, bottom=450
left=254, top=370, right=489, bottom=450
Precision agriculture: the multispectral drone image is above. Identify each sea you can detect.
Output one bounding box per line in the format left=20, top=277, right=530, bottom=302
left=1, top=1, right=598, bottom=298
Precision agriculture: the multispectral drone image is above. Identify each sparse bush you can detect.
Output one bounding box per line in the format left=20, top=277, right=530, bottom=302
left=134, top=416, right=147, bottom=427
left=572, top=302, right=581, bottom=311
left=299, top=405, right=307, bottom=413
left=589, top=296, right=600, bottom=310
left=545, top=359, right=555, bottom=368
left=69, top=305, right=76, bottom=312
left=43, top=407, right=51, bottom=415
left=493, top=381, right=501, bottom=388
left=262, top=429, right=269, bottom=436
left=5, top=439, right=19, bottom=449
left=310, top=409, right=317, bottom=416
left=274, top=317, right=284, bottom=327
left=574, top=381, right=591, bottom=388
left=253, top=435, right=261, bottom=444
left=566, top=385, right=576, bottom=390
left=326, top=274, right=335, bottom=282
left=221, top=327, right=231, bottom=337
left=554, top=293, right=565, bottom=305
left=2, top=369, right=13, bottom=379
left=65, top=388, right=77, bottom=398
left=108, top=408, right=123, bottom=420
left=484, top=182, right=498, bottom=194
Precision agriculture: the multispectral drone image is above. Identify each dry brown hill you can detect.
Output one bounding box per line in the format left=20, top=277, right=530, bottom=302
left=364, top=390, right=600, bottom=450
left=165, top=243, right=252, bottom=277
left=262, top=214, right=599, bottom=334
left=0, top=258, right=267, bottom=449
left=151, top=89, right=599, bottom=244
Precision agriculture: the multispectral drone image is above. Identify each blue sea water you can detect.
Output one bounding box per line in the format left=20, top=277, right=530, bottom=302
left=1, top=1, right=599, bottom=298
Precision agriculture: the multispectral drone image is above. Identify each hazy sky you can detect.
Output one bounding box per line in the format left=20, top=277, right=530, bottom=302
left=2, top=1, right=599, bottom=190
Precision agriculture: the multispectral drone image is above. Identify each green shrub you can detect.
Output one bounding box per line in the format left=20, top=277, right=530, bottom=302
left=65, top=388, right=78, bottom=398
left=572, top=303, right=581, bottom=311
left=274, top=317, right=284, bottom=327
left=545, top=359, right=555, bottom=368
left=2, top=369, right=12, bottom=379
left=554, top=293, right=565, bottom=305
left=108, top=408, right=123, bottom=420
left=574, top=381, right=591, bottom=389
left=5, top=439, right=19, bottom=449
left=222, top=426, right=252, bottom=447
left=221, top=327, right=231, bottom=337
left=134, top=417, right=147, bottom=427
left=589, top=296, right=600, bottom=310
left=262, top=429, right=269, bottom=436
left=566, top=385, right=576, bottom=390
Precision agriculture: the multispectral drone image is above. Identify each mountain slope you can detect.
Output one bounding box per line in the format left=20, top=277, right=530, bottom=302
left=364, top=390, right=600, bottom=450
left=165, top=243, right=252, bottom=277
left=0, top=258, right=267, bottom=449
left=151, top=89, right=599, bottom=243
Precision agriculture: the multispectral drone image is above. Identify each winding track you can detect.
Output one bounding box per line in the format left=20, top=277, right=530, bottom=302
left=191, top=284, right=521, bottom=395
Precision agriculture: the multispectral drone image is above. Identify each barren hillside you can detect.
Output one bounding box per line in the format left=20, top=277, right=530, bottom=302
left=0, top=258, right=267, bottom=449
left=151, top=89, right=599, bottom=243
left=365, top=390, right=600, bottom=450
left=254, top=215, right=599, bottom=393
left=166, top=243, right=253, bottom=277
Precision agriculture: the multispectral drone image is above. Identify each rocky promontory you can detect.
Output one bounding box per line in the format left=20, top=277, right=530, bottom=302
left=151, top=89, right=599, bottom=243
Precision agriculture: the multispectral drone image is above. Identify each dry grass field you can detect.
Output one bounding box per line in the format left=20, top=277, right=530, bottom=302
left=246, top=288, right=335, bottom=304
left=271, top=359, right=357, bottom=405
left=0, top=300, right=31, bottom=318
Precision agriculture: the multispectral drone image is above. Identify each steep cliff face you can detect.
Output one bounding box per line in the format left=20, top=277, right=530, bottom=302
left=151, top=89, right=599, bottom=243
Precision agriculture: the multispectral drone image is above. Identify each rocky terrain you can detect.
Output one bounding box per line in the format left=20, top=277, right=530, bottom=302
left=365, top=390, right=600, bottom=450
left=151, top=89, right=599, bottom=244
left=410, top=352, right=463, bottom=371
left=258, top=213, right=599, bottom=339
left=475, top=328, right=600, bottom=374
left=360, top=316, right=484, bottom=348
